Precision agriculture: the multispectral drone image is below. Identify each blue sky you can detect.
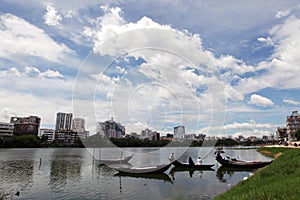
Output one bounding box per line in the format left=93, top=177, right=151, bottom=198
left=0, top=0, right=300, bottom=138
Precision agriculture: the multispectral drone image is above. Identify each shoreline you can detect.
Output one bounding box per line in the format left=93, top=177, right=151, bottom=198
left=214, top=146, right=300, bottom=200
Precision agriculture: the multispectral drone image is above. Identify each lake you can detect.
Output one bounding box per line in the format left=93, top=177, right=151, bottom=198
left=0, top=147, right=272, bottom=199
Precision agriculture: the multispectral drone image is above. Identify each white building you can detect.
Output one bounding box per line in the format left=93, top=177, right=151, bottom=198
left=96, top=118, right=125, bottom=138
left=174, top=126, right=185, bottom=140
left=40, top=128, right=55, bottom=142
left=141, top=128, right=152, bottom=139
left=72, top=118, right=89, bottom=139
left=0, top=122, right=14, bottom=136
left=140, top=129, right=160, bottom=140
left=286, top=111, right=300, bottom=139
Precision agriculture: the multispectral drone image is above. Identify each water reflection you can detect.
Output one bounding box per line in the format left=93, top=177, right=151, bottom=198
left=216, top=166, right=255, bottom=183
left=0, top=159, right=34, bottom=196
left=49, top=149, right=83, bottom=190
left=114, top=172, right=173, bottom=183
left=170, top=167, right=214, bottom=179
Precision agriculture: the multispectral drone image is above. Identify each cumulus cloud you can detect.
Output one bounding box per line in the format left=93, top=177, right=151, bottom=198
left=40, top=69, right=64, bottom=78
left=0, top=66, right=64, bottom=79
left=283, top=99, right=300, bottom=105
left=0, top=13, right=73, bottom=62
left=44, top=4, right=62, bottom=26
left=257, top=37, right=273, bottom=45
left=249, top=94, right=274, bottom=107
left=0, top=67, right=21, bottom=77
left=198, top=119, right=278, bottom=138
left=276, top=9, right=291, bottom=19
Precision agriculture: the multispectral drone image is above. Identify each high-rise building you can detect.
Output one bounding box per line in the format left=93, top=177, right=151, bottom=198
left=55, top=112, right=73, bottom=131
left=286, top=111, right=300, bottom=139
left=10, top=116, right=41, bottom=136
left=174, top=125, right=185, bottom=140
left=71, top=118, right=89, bottom=139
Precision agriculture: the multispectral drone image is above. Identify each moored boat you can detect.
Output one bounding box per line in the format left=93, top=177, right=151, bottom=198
left=215, top=152, right=272, bottom=168
left=172, top=160, right=214, bottom=169
left=113, top=162, right=173, bottom=174
left=98, top=154, right=134, bottom=166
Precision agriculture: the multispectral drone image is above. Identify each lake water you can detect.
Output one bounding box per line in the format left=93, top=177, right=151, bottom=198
left=0, top=147, right=272, bottom=200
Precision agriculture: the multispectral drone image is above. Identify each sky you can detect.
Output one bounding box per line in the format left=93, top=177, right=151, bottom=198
left=0, top=0, right=300, bottom=138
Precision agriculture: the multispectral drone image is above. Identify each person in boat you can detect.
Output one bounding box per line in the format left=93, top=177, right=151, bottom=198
left=188, top=157, right=195, bottom=165
left=168, top=153, right=175, bottom=162
left=196, top=157, right=202, bottom=165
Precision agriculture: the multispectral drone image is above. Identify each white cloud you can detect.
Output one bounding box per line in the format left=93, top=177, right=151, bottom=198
left=0, top=90, right=72, bottom=128
left=44, top=4, right=62, bottom=27
left=214, top=55, right=255, bottom=75
left=276, top=9, right=291, bottom=19
left=257, top=37, right=273, bottom=45
left=0, top=67, right=21, bottom=77
left=249, top=94, right=274, bottom=107
left=283, top=99, right=300, bottom=105
left=0, top=66, right=64, bottom=79
left=40, top=69, right=64, bottom=78
left=0, top=13, right=73, bottom=62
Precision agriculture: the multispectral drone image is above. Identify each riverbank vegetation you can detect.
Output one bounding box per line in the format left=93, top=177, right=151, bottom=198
left=1, top=135, right=276, bottom=148
left=215, top=147, right=300, bottom=200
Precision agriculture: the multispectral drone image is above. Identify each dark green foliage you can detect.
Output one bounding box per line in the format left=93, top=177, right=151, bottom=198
left=0, top=135, right=41, bottom=148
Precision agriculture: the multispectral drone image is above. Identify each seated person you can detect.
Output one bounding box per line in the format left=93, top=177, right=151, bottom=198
left=196, top=157, right=202, bottom=165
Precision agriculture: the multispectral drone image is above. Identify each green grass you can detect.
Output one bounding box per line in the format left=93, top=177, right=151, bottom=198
left=214, top=147, right=300, bottom=200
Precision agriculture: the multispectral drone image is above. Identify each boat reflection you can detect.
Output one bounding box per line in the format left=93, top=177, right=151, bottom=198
left=114, top=172, right=173, bottom=183
left=169, top=166, right=214, bottom=179
left=98, top=163, right=133, bottom=169
left=216, top=166, right=256, bottom=183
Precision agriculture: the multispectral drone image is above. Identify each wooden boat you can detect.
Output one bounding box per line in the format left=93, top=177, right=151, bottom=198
left=114, top=172, right=173, bottom=183
left=98, top=154, right=134, bottom=166
left=172, top=160, right=214, bottom=170
left=215, top=152, right=272, bottom=168
left=113, top=162, right=173, bottom=174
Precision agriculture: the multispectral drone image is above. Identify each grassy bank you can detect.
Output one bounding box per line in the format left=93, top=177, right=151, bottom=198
left=215, top=147, right=300, bottom=200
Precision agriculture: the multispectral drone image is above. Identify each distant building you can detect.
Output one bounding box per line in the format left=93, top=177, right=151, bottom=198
left=96, top=117, right=125, bottom=138
left=185, top=134, right=196, bottom=140
left=277, top=127, right=287, bottom=141
left=140, top=129, right=160, bottom=141
left=40, top=128, right=55, bottom=142
left=286, top=111, right=300, bottom=139
left=0, top=122, right=14, bottom=137
left=10, top=116, right=41, bottom=136
left=141, top=128, right=152, bottom=139
left=151, top=131, right=160, bottom=141
left=71, top=118, right=89, bottom=139
left=174, top=126, right=185, bottom=140
left=127, top=132, right=139, bottom=139
left=161, top=133, right=173, bottom=141
left=247, top=136, right=257, bottom=142
left=55, top=112, right=73, bottom=131
left=55, top=130, right=80, bottom=146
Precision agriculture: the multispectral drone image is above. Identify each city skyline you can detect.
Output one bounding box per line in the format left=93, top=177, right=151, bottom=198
left=1, top=1, right=300, bottom=138
left=2, top=110, right=298, bottom=139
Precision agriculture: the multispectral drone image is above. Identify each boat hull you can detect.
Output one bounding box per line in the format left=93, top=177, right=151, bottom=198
left=99, top=154, right=133, bottom=165
left=172, top=160, right=214, bottom=169
left=113, top=163, right=172, bottom=174
left=215, top=153, right=272, bottom=168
